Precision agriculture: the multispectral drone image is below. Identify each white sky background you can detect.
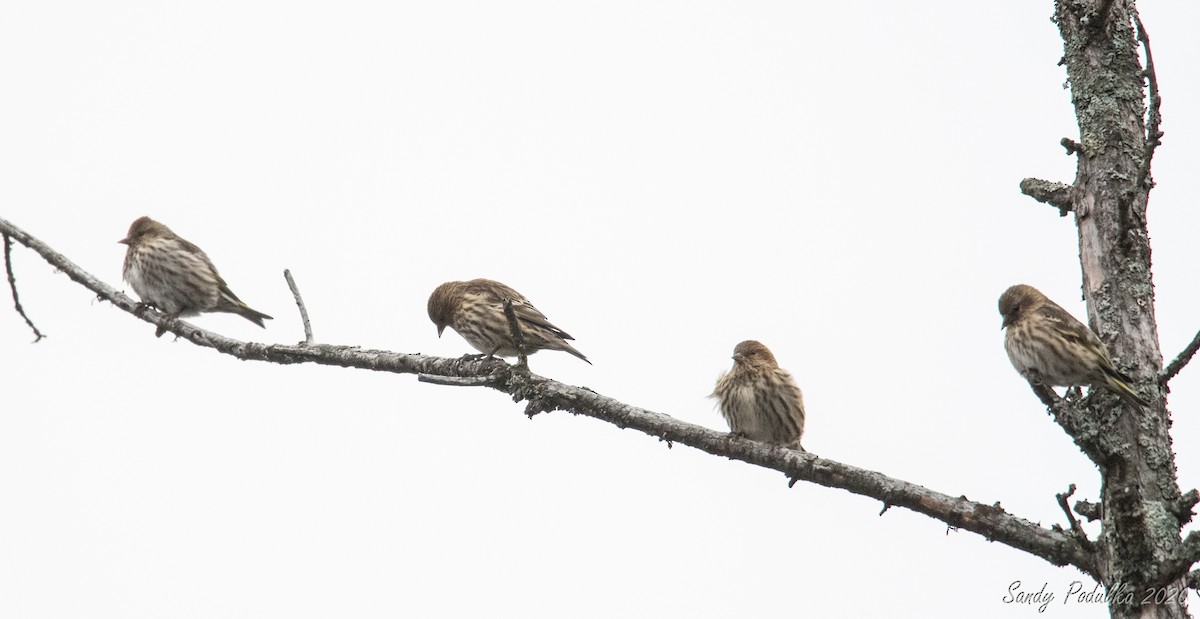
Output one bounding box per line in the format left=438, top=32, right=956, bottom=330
left=1, top=1, right=1198, bottom=617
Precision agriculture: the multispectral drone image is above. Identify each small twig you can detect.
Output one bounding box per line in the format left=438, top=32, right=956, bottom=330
left=1056, top=484, right=1094, bottom=551
left=3, top=233, right=46, bottom=342
left=502, top=298, right=528, bottom=368
left=1019, top=178, right=1075, bottom=217
left=1162, top=329, right=1200, bottom=385
left=417, top=373, right=501, bottom=387
left=283, top=269, right=313, bottom=345
left=1060, top=137, right=1083, bottom=156
left=1133, top=11, right=1162, bottom=192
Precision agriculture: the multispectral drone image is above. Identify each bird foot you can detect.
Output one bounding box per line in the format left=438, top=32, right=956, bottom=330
left=154, top=313, right=181, bottom=338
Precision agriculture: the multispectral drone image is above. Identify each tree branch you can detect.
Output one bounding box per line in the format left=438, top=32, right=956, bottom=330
left=417, top=373, right=503, bottom=387
left=0, top=214, right=1100, bottom=579
left=1056, top=484, right=1095, bottom=551
left=1161, top=329, right=1200, bottom=386
left=1150, top=530, right=1200, bottom=589
left=1133, top=11, right=1162, bottom=192
left=1024, top=381, right=1113, bottom=465
left=283, top=268, right=314, bottom=345
left=3, top=233, right=46, bottom=342
left=1028, top=380, right=1062, bottom=409
left=1075, top=499, right=1102, bottom=522
left=1170, top=490, right=1200, bottom=527
left=1019, top=178, right=1075, bottom=216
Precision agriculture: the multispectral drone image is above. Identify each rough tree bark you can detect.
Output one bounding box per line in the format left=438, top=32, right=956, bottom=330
left=3, top=2, right=1200, bottom=617
left=1019, top=1, right=1199, bottom=617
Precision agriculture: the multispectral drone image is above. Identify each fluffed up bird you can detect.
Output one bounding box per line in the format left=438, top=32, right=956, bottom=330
left=120, top=216, right=273, bottom=332
left=999, top=284, right=1149, bottom=409
left=711, top=340, right=806, bottom=447
left=427, top=278, right=590, bottom=364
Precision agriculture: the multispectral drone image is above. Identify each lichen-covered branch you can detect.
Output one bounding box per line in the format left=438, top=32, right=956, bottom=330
left=0, top=214, right=1099, bottom=579
left=1075, top=499, right=1102, bottom=522
left=1150, top=531, right=1200, bottom=589
left=1019, top=178, right=1075, bottom=216
left=1171, top=490, right=1199, bottom=526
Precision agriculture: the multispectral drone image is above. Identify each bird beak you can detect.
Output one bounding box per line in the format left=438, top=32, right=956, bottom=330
left=437, top=325, right=445, bottom=338
left=1001, top=316, right=1011, bottom=330
left=118, top=237, right=130, bottom=245
left=732, top=353, right=744, bottom=362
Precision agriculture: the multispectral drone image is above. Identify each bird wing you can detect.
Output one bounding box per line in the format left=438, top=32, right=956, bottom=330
left=175, top=238, right=246, bottom=305
left=1035, top=304, right=1115, bottom=365
left=467, top=279, right=576, bottom=341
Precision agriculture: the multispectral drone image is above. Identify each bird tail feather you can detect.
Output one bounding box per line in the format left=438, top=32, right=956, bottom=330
left=1104, top=372, right=1150, bottom=409
left=234, top=303, right=273, bottom=328
left=560, top=342, right=592, bottom=365
left=216, top=285, right=272, bottom=328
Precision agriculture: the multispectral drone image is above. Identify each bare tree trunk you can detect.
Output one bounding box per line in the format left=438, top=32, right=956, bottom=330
left=1024, top=1, right=1196, bottom=617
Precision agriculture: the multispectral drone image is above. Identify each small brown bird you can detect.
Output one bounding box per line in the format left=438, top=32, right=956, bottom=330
left=999, top=284, right=1148, bottom=408
left=711, top=340, right=806, bottom=447
left=120, top=216, right=272, bottom=330
left=427, top=279, right=590, bottom=364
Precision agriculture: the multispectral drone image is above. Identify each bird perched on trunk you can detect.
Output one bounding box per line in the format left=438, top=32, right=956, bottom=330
left=711, top=340, right=806, bottom=447
left=427, top=278, right=590, bottom=364
left=120, top=216, right=272, bottom=334
left=999, top=284, right=1148, bottom=409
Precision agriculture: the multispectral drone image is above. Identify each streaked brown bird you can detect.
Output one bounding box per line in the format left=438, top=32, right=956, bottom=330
left=120, top=216, right=273, bottom=330
left=711, top=340, right=806, bottom=447
left=427, top=278, right=590, bottom=364
left=999, top=284, right=1148, bottom=409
